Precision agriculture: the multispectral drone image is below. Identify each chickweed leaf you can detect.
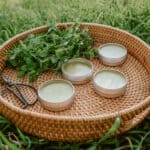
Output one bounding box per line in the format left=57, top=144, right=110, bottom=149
left=7, top=23, right=96, bottom=81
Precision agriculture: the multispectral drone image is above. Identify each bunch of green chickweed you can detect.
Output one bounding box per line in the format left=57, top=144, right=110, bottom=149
left=7, top=23, right=97, bottom=82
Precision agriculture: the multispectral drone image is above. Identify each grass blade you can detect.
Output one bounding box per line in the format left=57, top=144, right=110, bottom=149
left=0, top=131, right=20, bottom=150
left=98, top=116, right=121, bottom=144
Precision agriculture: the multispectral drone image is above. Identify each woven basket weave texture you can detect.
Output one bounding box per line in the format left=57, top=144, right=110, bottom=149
left=0, top=23, right=149, bottom=141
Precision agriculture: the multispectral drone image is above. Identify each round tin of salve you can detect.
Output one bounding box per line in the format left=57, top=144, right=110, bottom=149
left=38, top=79, right=75, bottom=111
left=62, top=58, right=93, bottom=84
left=93, top=69, right=127, bottom=98
left=98, top=43, right=127, bottom=66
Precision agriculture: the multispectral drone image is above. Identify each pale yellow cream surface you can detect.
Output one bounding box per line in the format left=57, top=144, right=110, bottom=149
left=39, top=82, right=73, bottom=102
left=64, top=61, right=91, bottom=76
left=99, top=44, right=127, bottom=59
left=95, top=70, right=126, bottom=89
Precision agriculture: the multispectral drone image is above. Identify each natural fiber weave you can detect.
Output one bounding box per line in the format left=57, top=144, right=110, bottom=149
left=0, top=23, right=149, bottom=141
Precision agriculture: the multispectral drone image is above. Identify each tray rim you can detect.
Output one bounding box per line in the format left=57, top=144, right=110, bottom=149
left=0, top=95, right=149, bottom=121
left=0, top=23, right=150, bottom=122
left=0, top=99, right=149, bottom=142
left=1, top=23, right=150, bottom=49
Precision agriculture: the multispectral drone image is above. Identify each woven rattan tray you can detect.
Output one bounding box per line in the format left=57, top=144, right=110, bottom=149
left=0, top=23, right=150, bottom=141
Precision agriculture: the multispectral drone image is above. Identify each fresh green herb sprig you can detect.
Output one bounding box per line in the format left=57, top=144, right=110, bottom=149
left=7, top=24, right=97, bottom=82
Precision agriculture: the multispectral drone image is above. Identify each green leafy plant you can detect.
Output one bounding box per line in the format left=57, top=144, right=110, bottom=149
left=7, top=23, right=97, bottom=82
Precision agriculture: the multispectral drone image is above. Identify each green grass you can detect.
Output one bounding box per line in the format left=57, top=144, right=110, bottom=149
left=0, top=0, right=150, bottom=149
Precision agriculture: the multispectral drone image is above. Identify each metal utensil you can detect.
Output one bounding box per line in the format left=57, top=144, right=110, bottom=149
left=0, top=72, right=38, bottom=109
